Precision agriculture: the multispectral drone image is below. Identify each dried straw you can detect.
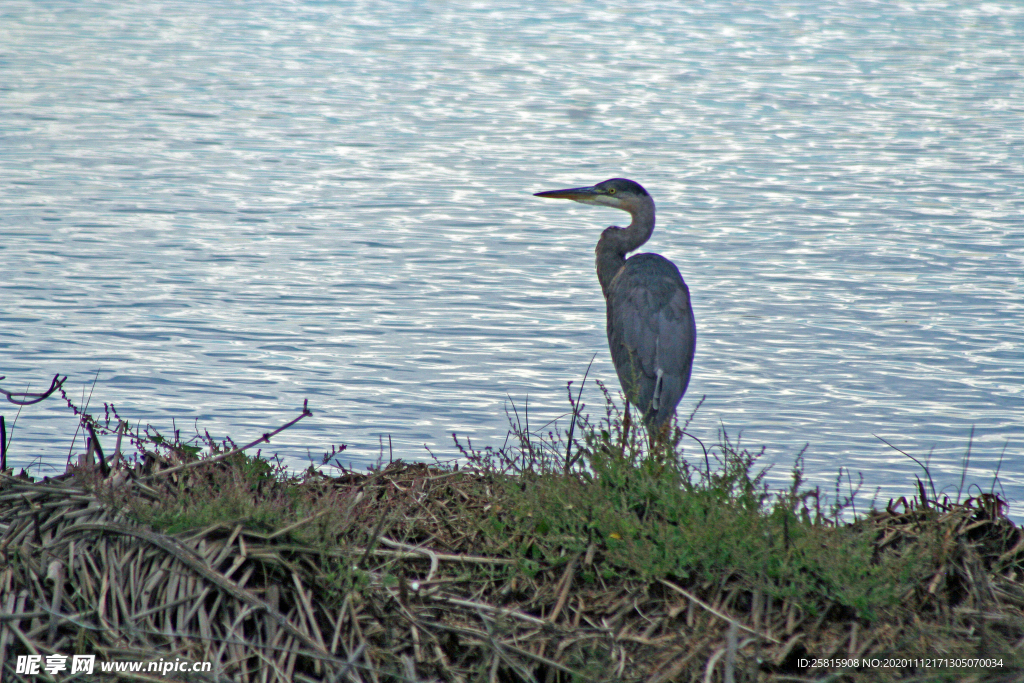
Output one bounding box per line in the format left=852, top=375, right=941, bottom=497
left=2, top=455, right=1023, bottom=682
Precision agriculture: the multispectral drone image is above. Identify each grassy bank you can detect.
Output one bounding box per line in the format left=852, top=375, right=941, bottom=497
left=0, top=387, right=1022, bottom=682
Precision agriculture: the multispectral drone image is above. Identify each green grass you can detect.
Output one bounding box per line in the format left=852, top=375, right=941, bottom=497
left=468, top=392, right=925, bottom=624
left=121, top=385, right=998, bottom=629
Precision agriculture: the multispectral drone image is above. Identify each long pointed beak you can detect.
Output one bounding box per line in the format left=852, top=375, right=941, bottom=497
left=533, top=185, right=600, bottom=201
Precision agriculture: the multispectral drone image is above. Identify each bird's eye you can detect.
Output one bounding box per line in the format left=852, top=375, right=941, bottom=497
left=608, top=188, right=616, bottom=195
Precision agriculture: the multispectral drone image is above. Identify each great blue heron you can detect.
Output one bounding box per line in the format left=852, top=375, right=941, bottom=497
left=534, top=178, right=696, bottom=433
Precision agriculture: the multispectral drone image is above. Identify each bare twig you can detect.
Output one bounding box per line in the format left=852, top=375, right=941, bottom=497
left=140, top=400, right=313, bottom=481
left=659, top=579, right=781, bottom=644
left=564, top=355, right=596, bottom=473
left=0, top=374, right=66, bottom=406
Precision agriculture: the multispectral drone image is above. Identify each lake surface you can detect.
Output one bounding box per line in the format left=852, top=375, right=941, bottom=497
left=2, top=0, right=1022, bottom=516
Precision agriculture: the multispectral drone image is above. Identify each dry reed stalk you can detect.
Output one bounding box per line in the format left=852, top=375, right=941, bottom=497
left=1, top=454, right=1023, bottom=682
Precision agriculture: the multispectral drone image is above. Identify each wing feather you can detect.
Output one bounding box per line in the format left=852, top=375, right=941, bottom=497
left=605, top=254, right=696, bottom=426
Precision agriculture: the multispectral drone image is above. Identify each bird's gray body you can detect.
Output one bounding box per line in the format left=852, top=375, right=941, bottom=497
left=534, top=178, right=696, bottom=430
left=606, top=252, right=696, bottom=428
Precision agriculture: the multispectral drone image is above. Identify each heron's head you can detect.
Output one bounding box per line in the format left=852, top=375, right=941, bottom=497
left=534, top=178, right=650, bottom=213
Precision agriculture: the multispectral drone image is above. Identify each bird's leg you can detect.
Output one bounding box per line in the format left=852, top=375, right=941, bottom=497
left=651, top=369, right=664, bottom=411
left=647, top=420, right=672, bottom=459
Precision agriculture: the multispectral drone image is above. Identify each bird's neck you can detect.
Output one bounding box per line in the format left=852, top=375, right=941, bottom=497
left=594, top=198, right=655, bottom=296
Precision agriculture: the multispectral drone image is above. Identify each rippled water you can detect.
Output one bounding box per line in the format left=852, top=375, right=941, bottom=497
left=2, top=0, right=1022, bottom=515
